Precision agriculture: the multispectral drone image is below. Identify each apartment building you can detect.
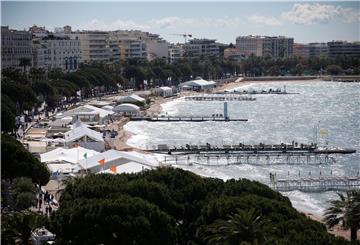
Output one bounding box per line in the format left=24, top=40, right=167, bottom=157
left=168, top=44, right=184, bottom=63
left=236, top=35, right=294, bottom=58
left=223, top=48, right=243, bottom=61
left=1, top=26, right=33, bottom=70
left=327, top=41, right=360, bottom=58
left=308, top=43, right=329, bottom=58
left=184, top=39, right=220, bottom=57
left=69, top=31, right=109, bottom=62
left=33, top=36, right=81, bottom=72
left=293, top=43, right=310, bottom=59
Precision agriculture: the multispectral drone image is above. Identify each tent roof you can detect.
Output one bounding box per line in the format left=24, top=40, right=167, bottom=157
left=40, top=147, right=99, bottom=164
left=179, top=79, right=216, bottom=87
left=65, top=121, right=104, bottom=143
left=113, top=103, right=140, bottom=112
left=47, top=163, right=77, bottom=174
left=76, top=150, right=158, bottom=172
left=103, top=162, right=151, bottom=174
left=62, top=104, right=114, bottom=119
left=118, top=94, right=145, bottom=103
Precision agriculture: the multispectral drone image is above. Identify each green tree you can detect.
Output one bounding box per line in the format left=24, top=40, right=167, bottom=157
left=13, top=177, right=36, bottom=210
left=324, top=190, right=360, bottom=241
left=1, top=134, right=50, bottom=185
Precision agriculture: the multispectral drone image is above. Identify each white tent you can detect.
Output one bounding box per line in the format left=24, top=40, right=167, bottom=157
left=49, top=116, right=73, bottom=127
left=64, top=120, right=105, bottom=151
left=76, top=150, right=158, bottom=174
left=152, top=86, right=173, bottom=97
left=103, top=162, right=151, bottom=174
left=113, top=103, right=140, bottom=115
left=61, top=104, right=114, bottom=123
left=101, top=105, right=114, bottom=111
left=40, top=147, right=99, bottom=164
left=117, top=94, right=145, bottom=104
left=179, top=78, right=216, bottom=90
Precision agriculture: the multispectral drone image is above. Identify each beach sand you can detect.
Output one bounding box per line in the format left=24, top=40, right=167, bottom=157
left=301, top=210, right=359, bottom=241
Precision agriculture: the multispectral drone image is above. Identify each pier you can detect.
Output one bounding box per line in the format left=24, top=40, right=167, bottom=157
left=130, top=116, right=248, bottom=122
left=185, top=95, right=256, bottom=101
left=161, top=153, right=336, bottom=166
left=218, top=87, right=299, bottom=95
left=146, top=143, right=356, bottom=155
left=273, top=176, right=360, bottom=192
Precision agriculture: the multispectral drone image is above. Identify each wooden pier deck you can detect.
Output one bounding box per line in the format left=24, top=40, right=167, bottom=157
left=217, top=91, right=299, bottom=95
left=185, top=95, right=256, bottom=101
left=130, top=116, right=248, bottom=122
left=273, top=176, right=360, bottom=192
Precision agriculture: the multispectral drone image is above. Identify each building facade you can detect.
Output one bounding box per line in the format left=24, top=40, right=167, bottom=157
left=69, top=31, right=109, bottom=62
left=293, top=43, right=310, bottom=59
left=327, top=41, right=360, bottom=58
left=1, top=26, right=33, bottom=70
left=32, top=36, right=81, bottom=72
left=184, top=39, right=220, bottom=57
left=223, top=48, right=244, bottom=61
left=168, top=44, right=184, bottom=63
left=236, top=35, right=294, bottom=58
left=308, top=43, right=329, bottom=58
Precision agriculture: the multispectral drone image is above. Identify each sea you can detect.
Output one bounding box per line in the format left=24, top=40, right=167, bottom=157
left=124, top=81, right=360, bottom=217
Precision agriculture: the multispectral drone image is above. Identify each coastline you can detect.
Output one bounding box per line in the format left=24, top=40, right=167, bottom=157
left=113, top=78, right=322, bottom=152
left=111, top=77, right=357, bottom=240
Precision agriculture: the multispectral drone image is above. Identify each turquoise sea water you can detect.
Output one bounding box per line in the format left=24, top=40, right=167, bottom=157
left=125, top=81, right=360, bottom=216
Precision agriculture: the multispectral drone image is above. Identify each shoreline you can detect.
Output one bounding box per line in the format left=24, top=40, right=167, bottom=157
left=113, top=78, right=321, bottom=152
left=112, top=78, right=357, bottom=240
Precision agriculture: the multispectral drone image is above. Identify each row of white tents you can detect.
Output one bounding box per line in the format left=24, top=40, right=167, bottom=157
left=40, top=147, right=158, bottom=176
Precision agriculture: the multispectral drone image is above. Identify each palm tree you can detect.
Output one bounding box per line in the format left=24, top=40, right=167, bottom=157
left=324, top=190, right=360, bottom=241
left=201, top=208, right=268, bottom=245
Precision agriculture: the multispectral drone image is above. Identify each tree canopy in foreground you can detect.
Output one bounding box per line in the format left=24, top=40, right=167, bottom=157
left=52, top=168, right=351, bottom=245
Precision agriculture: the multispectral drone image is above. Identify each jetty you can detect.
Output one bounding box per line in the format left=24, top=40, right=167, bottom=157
left=130, top=116, right=248, bottom=122
left=161, top=153, right=337, bottom=166
left=146, top=143, right=356, bottom=155
left=185, top=95, right=256, bottom=101
left=273, top=176, right=360, bottom=192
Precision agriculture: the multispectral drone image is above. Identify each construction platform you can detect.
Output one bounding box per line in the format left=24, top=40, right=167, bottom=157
left=273, top=176, right=360, bottom=192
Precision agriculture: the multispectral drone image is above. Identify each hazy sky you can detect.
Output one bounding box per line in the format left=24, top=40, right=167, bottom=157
left=1, top=1, right=359, bottom=44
